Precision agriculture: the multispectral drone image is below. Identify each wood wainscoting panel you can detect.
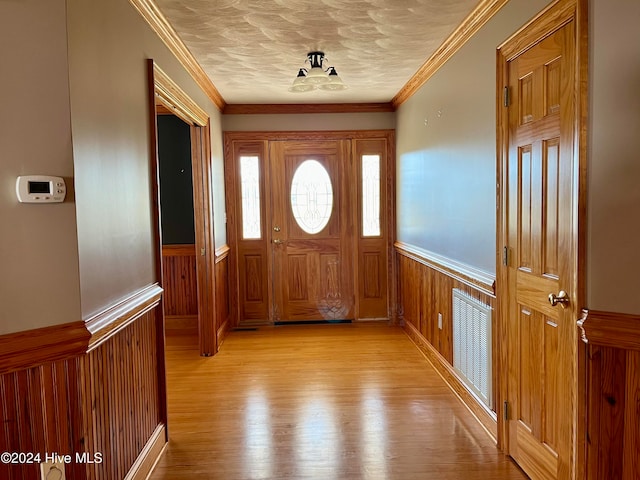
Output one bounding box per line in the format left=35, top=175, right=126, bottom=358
left=0, top=290, right=166, bottom=480
left=396, top=244, right=498, bottom=430
left=0, top=357, right=86, bottom=480
left=165, top=315, right=198, bottom=334
left=215, top=245, right=231, bottom=347
left=404, top=321, right=498, bottom=441
left=579, top=309, right=640, bottom=480
left=162, top=244, right=198, bottom=317
left=84, top=307, right=164, bottom=480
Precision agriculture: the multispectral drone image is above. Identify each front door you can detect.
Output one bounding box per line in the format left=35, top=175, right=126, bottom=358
left=502, top=14, right=578, bottom=480
left=225, top=131, right=392, bottom=326
left=269, top=140, right=354, bottom=322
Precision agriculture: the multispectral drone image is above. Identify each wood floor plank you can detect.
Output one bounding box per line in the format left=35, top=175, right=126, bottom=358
left=149, top=324, right=525, bottom=479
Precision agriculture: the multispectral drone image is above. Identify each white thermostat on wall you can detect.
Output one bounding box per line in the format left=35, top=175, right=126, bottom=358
left=16, top=175, right=66, bottom=203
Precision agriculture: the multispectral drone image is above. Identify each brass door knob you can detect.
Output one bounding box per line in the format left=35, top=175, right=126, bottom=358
left=548, top=290, right=570, bottom=308
left=273, top=239, right=284, bottom=245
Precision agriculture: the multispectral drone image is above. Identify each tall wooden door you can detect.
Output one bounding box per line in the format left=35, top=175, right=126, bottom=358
left=268, top=140, right=355, bottom=322
left=502, top=16, right=578, bottom=480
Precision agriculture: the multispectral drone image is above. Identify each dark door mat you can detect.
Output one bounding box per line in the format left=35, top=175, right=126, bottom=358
left=274, top=319, right=353, bottom=326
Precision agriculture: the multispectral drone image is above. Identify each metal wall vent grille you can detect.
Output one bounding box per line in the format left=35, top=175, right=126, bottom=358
left=452, top=289, right=492, bottom=408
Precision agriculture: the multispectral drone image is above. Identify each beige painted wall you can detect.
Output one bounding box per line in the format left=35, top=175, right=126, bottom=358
left=222, top=112, right=395, bottom=132
left=394, top=0, right=552, bottom=274
left=66, top=0, right=226, bottom=319
left=587, top=0, right=640, bottom=314
left=0, top=0, right=82, bottom=335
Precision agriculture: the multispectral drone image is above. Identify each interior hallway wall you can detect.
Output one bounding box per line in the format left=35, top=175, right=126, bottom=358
left=0, top=0, right=81, bottom=335
left=222, top=112, right=395, bottom=132
left=587, top=0, right=640, bottom=314
left=67, top=0, right=226, bottom=319
left=395, top=0, right=552, bottom=274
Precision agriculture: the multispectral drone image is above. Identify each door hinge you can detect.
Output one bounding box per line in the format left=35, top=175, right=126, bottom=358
left=503, top=86, right=510, bottom=107
left=504, top=401, right=509, bottom=421
left=502, top=246, right=509, bottom=266
left=200, top=247, right=206, bottom=256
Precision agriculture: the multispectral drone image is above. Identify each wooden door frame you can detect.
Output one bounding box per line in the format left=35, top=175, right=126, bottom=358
left=495, top=0, right=588, bottom=476
left=148, top=59, right=218, bottom=356
left=223, top=129, right=396, bottom=326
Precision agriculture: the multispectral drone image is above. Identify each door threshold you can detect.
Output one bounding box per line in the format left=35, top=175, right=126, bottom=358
left=274, top=319, right=353, bottom=326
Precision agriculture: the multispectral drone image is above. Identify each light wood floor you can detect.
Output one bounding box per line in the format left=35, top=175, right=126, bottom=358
left=149, top=323, right=526, bottom=479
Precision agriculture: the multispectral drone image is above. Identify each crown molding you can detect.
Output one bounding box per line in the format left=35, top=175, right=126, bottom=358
left=153, top=62, right=209, bottom=126
left=224, top=130, right=395, bottom=143
left=128, top=0, right=226, bottom=111
left=223, top=103, right=395, bottom=115
left=132, top=0, right=507, bottom=112
left=392, top=0, right=509, bottom=108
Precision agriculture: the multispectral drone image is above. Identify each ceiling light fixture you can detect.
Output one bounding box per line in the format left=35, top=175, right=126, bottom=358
left=289, top=51, right=347, bottom=93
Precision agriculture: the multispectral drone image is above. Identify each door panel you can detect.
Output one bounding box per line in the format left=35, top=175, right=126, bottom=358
left=355, top=139, right=390, bottom=319
left=270, top=140, right=354, bottom=322
left=505, top=21, right=576, bottom=480
left=231, top=141, right=271, bottom=323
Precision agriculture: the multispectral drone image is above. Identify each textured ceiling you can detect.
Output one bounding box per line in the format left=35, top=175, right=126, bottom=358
left=154, top=0, right=480, bottom=104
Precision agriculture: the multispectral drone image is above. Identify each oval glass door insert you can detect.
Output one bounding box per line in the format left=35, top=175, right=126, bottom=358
left=290, top=159, right=333, bottom=234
